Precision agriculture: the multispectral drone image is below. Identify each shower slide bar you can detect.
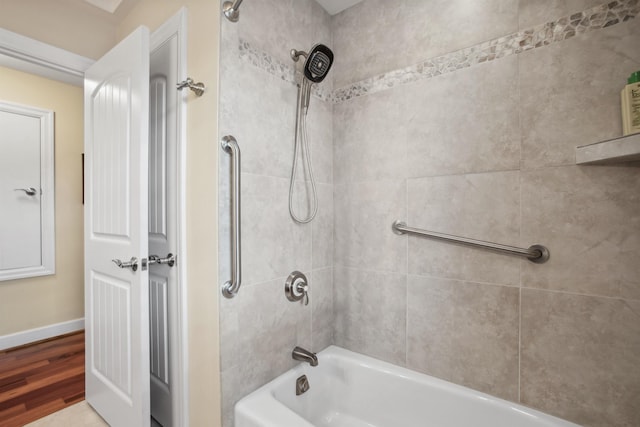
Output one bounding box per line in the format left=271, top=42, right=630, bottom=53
left=222, top=135, right=242, bottom=298
left=392, top=220, right=550, bottom=264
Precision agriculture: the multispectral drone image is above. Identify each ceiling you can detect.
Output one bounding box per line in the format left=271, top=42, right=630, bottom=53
left=82, top=0, right=363, bottom=17
left=315, top=0, right=364, bottom=15
left=83, top=0, right=123, bottom=13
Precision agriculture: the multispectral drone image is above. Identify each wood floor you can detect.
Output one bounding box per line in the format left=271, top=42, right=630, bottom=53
left=0, top=331, right=85, bottom=427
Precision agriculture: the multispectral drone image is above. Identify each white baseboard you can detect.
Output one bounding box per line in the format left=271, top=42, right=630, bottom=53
left=0, top=318, right=84, bottom=351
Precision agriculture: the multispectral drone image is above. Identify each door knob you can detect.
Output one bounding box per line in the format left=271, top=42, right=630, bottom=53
left=148, top=253, right=176, bottom=267
left=112, top=257, right=139, bottom=272
left=14, top=187, right=38, bottom=196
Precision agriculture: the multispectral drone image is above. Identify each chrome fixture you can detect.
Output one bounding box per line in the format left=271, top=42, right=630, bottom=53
left=222, top=135, right=242, bottom=298
left=289, top=44, right=334, bottom=224
left=14, top=187, right=38, bottom=196
left=112, top=257, right=139, bottom=272
left=285, top=271, right=309, bottom=306
left=222, top=0, right=243, bottom=22
left=392, top=220, right=550, bottom=264
left=176, top=77, right=205, bottom=97
left=296, top=375, right=310, bottom=396
left=292, top=346, right=318, bottom=367
left=290, top=49, right=308, bottom=62
left=148, top=253, right=176, bottom=267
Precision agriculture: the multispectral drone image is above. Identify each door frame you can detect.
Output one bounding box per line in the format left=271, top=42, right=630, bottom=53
left=0, top=17, right=190, bottom=426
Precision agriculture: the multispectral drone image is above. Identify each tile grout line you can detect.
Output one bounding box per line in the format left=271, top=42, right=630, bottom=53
left=332, top=263, right=640, bottom=302
left=518, top=286, right=522, bottom=403
left=405, top=178, right=410, bottom=367
left=517, top=44, right=523, bottom=404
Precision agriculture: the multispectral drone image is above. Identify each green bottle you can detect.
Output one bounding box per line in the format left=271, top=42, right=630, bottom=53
left=621, top=70, right=640, bottom=136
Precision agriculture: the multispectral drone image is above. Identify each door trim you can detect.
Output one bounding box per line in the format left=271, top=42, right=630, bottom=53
left=150, top=8, right=189, bottom=427
left=0, top=27, right=94, bottom=86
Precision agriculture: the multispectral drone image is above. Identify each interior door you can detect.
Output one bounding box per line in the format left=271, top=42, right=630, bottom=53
left=0, top=106, right=42, bottom=269
left=84, top=26, right=151, bottom=427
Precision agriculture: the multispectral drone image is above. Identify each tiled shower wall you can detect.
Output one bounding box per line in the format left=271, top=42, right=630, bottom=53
left=217, top=1, right=333, bottom=425
left=219, top=0, right=640, bottom=426
left=332, top=1, right=640, bottom=427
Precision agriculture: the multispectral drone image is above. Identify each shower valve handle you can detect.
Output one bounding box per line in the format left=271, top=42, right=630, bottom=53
left=298, top=282, right=309, bottom=306
left=285, top=271, right=309, bottom=306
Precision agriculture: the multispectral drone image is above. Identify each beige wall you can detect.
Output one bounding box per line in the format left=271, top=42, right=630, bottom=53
left=0, top=65, right=84, bottom=336
left=118, top=2, right=221, bottom=425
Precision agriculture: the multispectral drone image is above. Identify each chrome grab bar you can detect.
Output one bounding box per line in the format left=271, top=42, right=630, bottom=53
left=392, top=220, right=550, bottom=264
left=222, top=135, right=242, bottom=298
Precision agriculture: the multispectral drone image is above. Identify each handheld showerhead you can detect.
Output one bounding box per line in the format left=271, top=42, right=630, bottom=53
left=295, top=44, right=334, bottom=112
left=303, top=44, right=333, bottom=83
left=288, top=43, right=334, bottom=224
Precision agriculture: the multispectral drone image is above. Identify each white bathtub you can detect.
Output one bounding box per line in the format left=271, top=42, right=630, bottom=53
left=235, top=346, right=580, bottom=427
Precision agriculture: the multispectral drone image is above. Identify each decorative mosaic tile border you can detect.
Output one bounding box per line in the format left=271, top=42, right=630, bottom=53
left=237, top=0, right=637, bottom=104
left=238, top=39, right=333, bottom=102
left=332, top=0, right=638, bottom=102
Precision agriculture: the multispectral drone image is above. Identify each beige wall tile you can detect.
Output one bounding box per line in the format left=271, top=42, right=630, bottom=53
left=239, top=173, right=311, bottom=286
left=518, top=0, right=605, bottom=29
left=404, top=56, right=520, bottom=178
left=407, top=171, right=521, bottom=286
left=332, top=0, right=518, bottom=88
left=521, top=289, right=640, bottom=427
left=334, top=180, right=407, bottom=272
left=334, top=266, right=407, bottom=365
left=519, top=20, right=640, bottom=169
left=238, top=0, right=332, bottom=68
left=521, top=165, right=640, bottom=300
left=308, top=98, right=334, bottom=184
left=220, top=277, right=313, bottom=426
left=218, top=2, right=640, bottom=427
left=219, top=277, right=312, bottom=373
left=218, top=2, right=334, bottom=425
left=311, top=267, right=334, bottom=351
left=407, top=275, right=520, bottom=401
left=220, top=62, right=297, bottom=179
left=313, top=183, right=334, bottom=269
left=333, top=88, right=407, bottom=184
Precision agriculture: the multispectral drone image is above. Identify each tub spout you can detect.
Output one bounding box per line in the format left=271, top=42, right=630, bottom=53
left=292, top=346, right=318, bottom=367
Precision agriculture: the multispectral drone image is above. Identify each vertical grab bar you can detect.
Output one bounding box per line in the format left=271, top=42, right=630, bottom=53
left=221, top=135, right=242, bottom=298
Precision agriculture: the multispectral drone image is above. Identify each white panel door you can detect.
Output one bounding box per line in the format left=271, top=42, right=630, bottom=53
left=0, top=107, right=42, bottom=269
left=84, top=26, right=151, bottom=427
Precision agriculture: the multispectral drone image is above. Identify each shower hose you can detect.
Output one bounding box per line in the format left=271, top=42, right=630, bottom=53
left=289, top=77, right=318, bottom=224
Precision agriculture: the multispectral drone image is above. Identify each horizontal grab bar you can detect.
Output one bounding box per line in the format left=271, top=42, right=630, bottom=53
left=392, top=220, right=549, bottom=264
